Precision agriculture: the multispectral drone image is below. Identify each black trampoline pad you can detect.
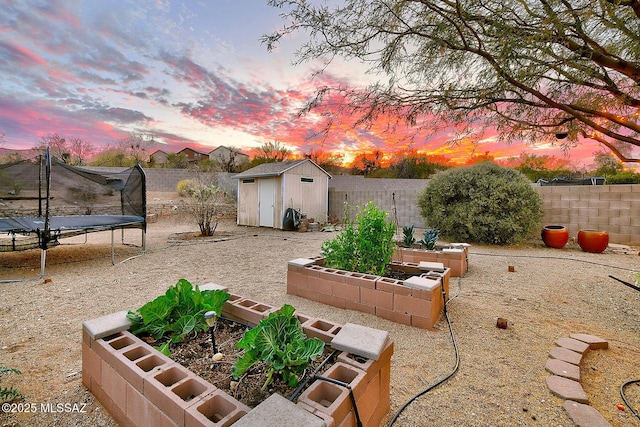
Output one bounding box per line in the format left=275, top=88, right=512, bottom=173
left=0, top=215, right=145, bottom=234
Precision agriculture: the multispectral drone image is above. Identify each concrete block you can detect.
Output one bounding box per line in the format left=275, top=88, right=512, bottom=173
left=234, top=393, right=326, bottom=427
left=375, top=306, right=411, bottom=326
left=83, top=310, right=132, bottom=340
left=288, top=258, right=318, bottom=267
left=332, top=282, right=360, bottom=301
left=330, top=323, right=389, bottom=361
left=360, top=288, right=393, bottom=311
left=184, top=390, right=249, bottom=427
left=82, top=341, right=101, bottom=389
left=319, top=293, right=347, bottom=309
left=298, top=380, right=351, bottom=425
left=304, top=319, right=342, bottom=343
left=345, top=273, right=377, bottom=289
left=323, top=362, right=368, bottom=402
left=126, top=382, right=176, bottom=427
left=417, top=261, right=445, bottom=272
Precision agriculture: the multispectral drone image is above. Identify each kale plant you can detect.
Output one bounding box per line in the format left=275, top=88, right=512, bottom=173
left=127, top=279, right=230, bottom=355
left=232, top=304, right=324, bottom=389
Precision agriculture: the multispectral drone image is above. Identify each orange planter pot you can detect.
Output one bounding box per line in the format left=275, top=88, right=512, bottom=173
left=541, top=225, right=569, bottom=249
left=577, top=230, right=609, bottom=253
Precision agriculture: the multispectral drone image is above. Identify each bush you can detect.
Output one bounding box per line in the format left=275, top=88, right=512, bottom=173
left=177, top=179, right=196, bottom=196
left=321, top=201, right=396, bottom=275
left=605, top=171, right=640, bottom=184
left=417, top=162, right=543, bottom=245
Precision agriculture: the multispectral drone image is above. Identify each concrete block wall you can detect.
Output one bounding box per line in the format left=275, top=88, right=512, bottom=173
left=537, top=184, right=640, bottom=245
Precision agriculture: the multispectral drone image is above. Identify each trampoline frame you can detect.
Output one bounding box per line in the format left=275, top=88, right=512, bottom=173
left=1, top=149, right=147, bottom=282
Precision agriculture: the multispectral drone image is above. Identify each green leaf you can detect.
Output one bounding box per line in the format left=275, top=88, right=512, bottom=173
left=154, top=341, right=171, bottom=357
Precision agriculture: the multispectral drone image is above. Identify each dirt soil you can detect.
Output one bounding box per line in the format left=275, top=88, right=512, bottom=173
left=0, top=192, right=639, bottom=427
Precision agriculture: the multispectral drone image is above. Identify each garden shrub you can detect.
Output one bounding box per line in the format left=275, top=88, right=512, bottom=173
left=177, top=179, right=196, bottom=196
left=417, top=162, right=543, bottom=245
left=321, top=201, right=396, bottom=275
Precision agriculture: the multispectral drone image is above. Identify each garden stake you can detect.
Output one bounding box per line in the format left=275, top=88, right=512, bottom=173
left=204, top=311, right=218, bottom=354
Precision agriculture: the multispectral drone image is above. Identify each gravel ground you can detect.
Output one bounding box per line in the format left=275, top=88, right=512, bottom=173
left=0, top=198, right=639, bottom=427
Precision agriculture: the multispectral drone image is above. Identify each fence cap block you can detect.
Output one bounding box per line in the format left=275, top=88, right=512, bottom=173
left=442, top=248, right=464, bottom=253
left=288, top=258, right=318, bottom=267
left=330, top=322, right=389, bottom=361
left=403, top=276, right=441, bottom=291
left=417, top=261, right=446, bottom=272
left=232, top=393, right=326, bottom=427
left=83, top=310, right=131, bottom=340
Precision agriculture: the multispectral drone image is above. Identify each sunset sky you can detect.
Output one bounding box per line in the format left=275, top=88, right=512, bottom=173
left=0, top=0, right=614, bottom=169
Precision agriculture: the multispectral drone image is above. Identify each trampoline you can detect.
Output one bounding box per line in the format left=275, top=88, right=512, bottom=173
left=0, top=149, right=146, bottom=282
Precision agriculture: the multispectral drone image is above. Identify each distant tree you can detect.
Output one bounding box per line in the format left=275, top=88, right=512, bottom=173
left=502, top=152, right=576, bottom=182
left=34, top=133, right=94, bottom=165
left=35, top=133, right=69, bottom=163
left=68, top=137, right=95, bottom=165
left=213, top=147, right=249, bottom=173
left=253, top=141, right=292, bottom=163
left=304, top=149, right=343, bottom=173
left=89, top=147, right=135, bottom=167
left=265, top=0, right=640, bottom=164
left=118, top=132, right=154, bottom=164
left=387, top=151, right=450, bottom=179
left=592, top=151, right=623, bottom=177
left=352, top=149, right=384, bottom=176
left=166, top=153, right=189, bottom=169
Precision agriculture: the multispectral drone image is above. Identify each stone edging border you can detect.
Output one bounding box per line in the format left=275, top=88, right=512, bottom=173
left=545, top=333, right=613, bottom=427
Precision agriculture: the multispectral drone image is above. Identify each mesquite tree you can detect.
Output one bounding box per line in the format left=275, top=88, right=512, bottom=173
left=265, top=0, right=640, bottom=163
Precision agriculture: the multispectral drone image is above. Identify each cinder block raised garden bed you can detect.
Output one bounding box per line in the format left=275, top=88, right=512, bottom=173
left=391, top=245, right=469, bottom=277
left=82, top=290, right=393, bottom=427
left=287, top=257, right=453, bottom=330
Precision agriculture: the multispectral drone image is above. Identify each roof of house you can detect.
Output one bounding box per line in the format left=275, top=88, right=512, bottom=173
left=209, top=146, right=249, bottom=157
left=233, top=159, right=332, bottom=179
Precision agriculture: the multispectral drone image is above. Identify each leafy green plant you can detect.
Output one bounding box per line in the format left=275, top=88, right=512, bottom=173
left=1, top=366, right=23, bottom=403
left=232, top=304, right=324, bottom=389
left=417, top=162, right=543, bottom=245
left=127, top=279, right=230, bottom=353
left=418, top=228, right=440, bottom=250
left=322, top=201, right=396, bottom=275
left=401, top=225, right=416, bottom=248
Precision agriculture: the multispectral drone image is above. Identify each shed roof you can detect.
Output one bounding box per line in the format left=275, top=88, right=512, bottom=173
left=233, top=159, right=332, bottom=179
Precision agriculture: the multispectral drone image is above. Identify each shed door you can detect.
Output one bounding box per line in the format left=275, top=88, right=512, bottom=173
left=259, top=178, right=275, bottom=227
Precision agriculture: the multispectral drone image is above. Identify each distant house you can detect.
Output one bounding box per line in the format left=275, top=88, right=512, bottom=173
left=149, top=149, right=169, bottom=166
left=233, top=159, right=331, bottom=229
left=208, top=146, right=250, bottom=171
left=177, top=147, right=208, bottom=165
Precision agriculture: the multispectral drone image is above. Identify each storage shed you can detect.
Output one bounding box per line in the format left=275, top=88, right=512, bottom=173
left=234, top=159, right=331, bottom=228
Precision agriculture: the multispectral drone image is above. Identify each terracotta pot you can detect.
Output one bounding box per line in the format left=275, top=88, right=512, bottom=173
left=541, top=225, right=569, bottom=249
left=577, top=230, right=609, bottom=253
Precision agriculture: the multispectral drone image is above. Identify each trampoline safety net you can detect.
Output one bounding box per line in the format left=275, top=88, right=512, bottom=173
left=0, top=150, right=146, bottom=252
